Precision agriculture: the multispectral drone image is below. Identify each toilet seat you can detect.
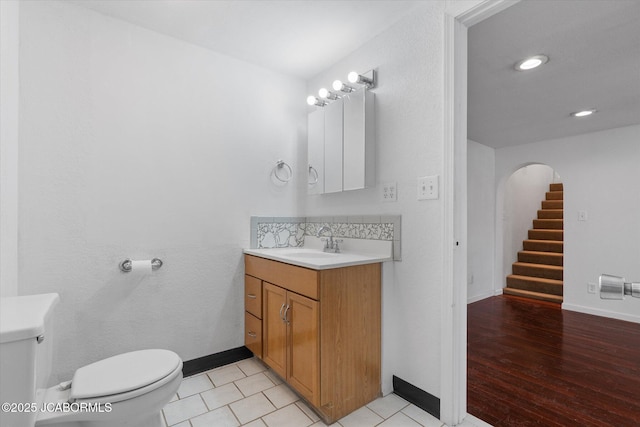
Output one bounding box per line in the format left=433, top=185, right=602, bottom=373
left=69, top=349, right=182, bottom=404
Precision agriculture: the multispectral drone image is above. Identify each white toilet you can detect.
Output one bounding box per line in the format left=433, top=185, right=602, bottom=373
left=0, top=293, right=182, bottom=427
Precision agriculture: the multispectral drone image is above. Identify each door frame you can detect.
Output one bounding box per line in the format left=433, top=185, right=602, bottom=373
left=441, top=1, right=520, bottom=425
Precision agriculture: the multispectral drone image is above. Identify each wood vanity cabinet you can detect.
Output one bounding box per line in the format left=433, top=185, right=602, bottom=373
left=244, top=254, right=381, bottom=424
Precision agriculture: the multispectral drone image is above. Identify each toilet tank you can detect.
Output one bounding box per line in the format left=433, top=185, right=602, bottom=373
left=0, top=293, right=59, bottom=427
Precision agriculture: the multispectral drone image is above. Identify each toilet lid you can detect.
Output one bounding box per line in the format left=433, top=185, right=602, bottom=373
left=70, top=349, right=181, bottom=400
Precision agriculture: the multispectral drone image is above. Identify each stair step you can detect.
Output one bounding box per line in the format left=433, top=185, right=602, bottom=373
left=503, top=288, right=563, bottom=304
left=542, top=200, right=563, bottom=209
left=512, top=262, right=563, bottom=280
left=506, top=274, right=564, bottom=295
left=538, top=209, right=563, bottom=219
left=533, top=219, right=563, bottom=230
left=546, top=191, right=564, bottom=201
left=518, top=251, right=563, bottom=266
left=549, top=183, right=564, bottom=192
left=523, top=239, right=564, bottom=253
left=528, top=229, right=563, bottom=241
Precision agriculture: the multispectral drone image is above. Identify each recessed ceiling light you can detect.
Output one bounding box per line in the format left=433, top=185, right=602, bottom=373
left=514, top=54, right=549, bottom=71
left=571, top=109, right=596, bottom=118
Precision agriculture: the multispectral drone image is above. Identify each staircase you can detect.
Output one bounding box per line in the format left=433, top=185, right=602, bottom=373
left=504, top=183, right=564, bottom=304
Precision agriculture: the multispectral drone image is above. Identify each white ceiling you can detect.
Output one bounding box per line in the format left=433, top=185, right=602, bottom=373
left=66, top=0, right=423, bottom=80
left=468, top=0, right=640, bottom=148
left=66, top=0, right=640, bottom=149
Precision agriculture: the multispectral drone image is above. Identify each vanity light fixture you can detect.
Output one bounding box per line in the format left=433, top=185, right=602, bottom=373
left=347, top=70, right=376, bottom=89
left=514, top=54, right=549, bottom=71
left=571, top=109, right=596, bottom=118
left=318, top=88, right=340, bottom=100
left=332, top=80, right=355, bottom=93
left=307, top=95, right=327, bottom=107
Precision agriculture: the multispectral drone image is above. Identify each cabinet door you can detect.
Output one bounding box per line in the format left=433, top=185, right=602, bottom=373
left=262, top=282, right=287, bottom=379
left=308, top=108, right=325, bottom=195
left=287, top=292, right=319, bottom=406
left=324, top=99, right=343, bottom=193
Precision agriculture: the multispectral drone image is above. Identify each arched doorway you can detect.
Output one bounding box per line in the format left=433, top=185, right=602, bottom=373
left=500, top=164, right=563, bottom=303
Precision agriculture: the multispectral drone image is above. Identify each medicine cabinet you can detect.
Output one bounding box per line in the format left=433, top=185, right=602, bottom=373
left=307, top=89, right=375, bottom=194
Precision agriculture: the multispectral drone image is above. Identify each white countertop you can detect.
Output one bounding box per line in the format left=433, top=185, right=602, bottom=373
left=244, top=237, right=393, bottom=270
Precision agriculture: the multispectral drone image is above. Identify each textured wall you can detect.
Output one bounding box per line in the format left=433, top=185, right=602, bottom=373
left=18, top=1, right=305, bottom=383
left=304, top=2, right=446, bottom=397
left=0, top=0, right=19, bottom=298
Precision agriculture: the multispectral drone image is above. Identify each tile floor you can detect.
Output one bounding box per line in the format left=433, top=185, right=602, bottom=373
left=161, top=358, right=489, bottom=427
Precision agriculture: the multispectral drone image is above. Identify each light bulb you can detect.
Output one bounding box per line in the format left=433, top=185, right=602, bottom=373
left=514, top=54, right=549, bottom=71
left=571, top=109, right=596, bottom=118
left=347, top=71, right=359, bottom=83
left=307, top=95, right=317, bottom=106
left=318, top=88, right=329, bottom=98
left=332, top=80, right=343, bottom=91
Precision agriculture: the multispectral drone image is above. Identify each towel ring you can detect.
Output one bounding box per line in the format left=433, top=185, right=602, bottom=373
left=274, top=160, right=292, bottom=183
left=308, top=165, right=318, bottom=185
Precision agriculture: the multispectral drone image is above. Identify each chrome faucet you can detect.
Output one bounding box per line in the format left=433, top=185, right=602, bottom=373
left=317, top=225, right=341, bottom=253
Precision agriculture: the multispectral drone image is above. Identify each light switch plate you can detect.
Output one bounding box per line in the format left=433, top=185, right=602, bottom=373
left=382, top=182, right=397, bottom=202
left=418, top=175, right=439, bottom=200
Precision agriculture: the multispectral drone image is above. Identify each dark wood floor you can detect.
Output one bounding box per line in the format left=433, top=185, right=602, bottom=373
left=467, top=295, right=640, bottom=426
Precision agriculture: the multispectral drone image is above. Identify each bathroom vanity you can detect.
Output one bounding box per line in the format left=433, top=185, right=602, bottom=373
left=243, top=250, right=383, bottom=424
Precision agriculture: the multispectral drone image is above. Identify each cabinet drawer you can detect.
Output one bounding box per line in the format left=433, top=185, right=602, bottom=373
left=245, top=275, right=262, bottom=318
left=245, top=255, right=318, bottom=300
left=245, top=312, right=262, bottom=358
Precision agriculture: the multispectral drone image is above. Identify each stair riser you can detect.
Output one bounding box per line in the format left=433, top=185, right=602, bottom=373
left=538, top=210, right=563, bottom=219
left=506, top=276, right=563, bottom=296
left=518, top=252, right=563, bottom=266
left=523, top=240, right=564, bottom=253
left=542, top=200, right=563, bottom=209
left=528, top=230, right=563, bottom=241
left=513, top=264, right=563, bottom=280
left=546, top=191, right=563, bottom=200
left=549, top=183, right=563, bottom=191
left=533, top=219, right=563, bottom=230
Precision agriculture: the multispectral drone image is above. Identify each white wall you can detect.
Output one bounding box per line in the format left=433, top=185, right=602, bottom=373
left=496, top=125, right=640, bottom=323
left=18, top=1, right=305, bottom=382
left=502, top=164, right=556, bottom=283
left=467, top=140, right=495, bottom=303
left=304, top=2, right=446, bottom=398
left=0, top=0, right=20, bottom=298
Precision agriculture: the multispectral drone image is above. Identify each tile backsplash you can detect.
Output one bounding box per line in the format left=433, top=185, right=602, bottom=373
left=250, top=215, right=401, bottom=260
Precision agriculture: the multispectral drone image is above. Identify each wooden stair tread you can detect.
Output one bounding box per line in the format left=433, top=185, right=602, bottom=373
left=538, top=209, right=563, bottom=219
left=513, top=262, right=563, bottom=271
left=518, top=251, right=563, bottom=266
left=533, top=219, right=563, bottom=229
left=507, top=274, right=563, bottom=286
left=523, top=239, right=564, bottom=253
left=528, top=229, right=564, bottom=241
left=503, top=288, right=563, bottom=303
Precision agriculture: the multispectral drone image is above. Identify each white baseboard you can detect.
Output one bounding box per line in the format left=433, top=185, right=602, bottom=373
left=562, top=303, right=640, bottom=324
left=467, top=290, right=498, bottom=304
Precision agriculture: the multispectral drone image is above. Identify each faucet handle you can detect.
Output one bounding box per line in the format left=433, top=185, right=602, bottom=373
left=333, top=239, right=343, bottom=253
left=321, top=237, right=330, bottom=249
